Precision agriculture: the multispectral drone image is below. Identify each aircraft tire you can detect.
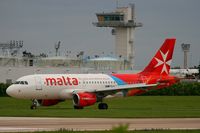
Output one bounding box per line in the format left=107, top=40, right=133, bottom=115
left=98, top=103, right=108, bottom=110
left=30, top=105, right=37, bottom=110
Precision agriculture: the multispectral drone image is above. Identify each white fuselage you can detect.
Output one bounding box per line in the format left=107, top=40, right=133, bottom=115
left=6, top=74, right=118, bottom=99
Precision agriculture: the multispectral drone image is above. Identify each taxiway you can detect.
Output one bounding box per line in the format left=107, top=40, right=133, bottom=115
left=0, top=117, right=200, bottom=132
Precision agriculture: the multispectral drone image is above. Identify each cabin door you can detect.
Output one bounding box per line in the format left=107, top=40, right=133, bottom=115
left=35, top=76, right=42, bottom=90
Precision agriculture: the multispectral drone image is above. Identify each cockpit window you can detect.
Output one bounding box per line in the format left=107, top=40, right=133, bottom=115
left=14, top=81, right=20, bottom=84
left=24, top=81, right=28, bottom=85
left=14, top=81, right=28, bottom=85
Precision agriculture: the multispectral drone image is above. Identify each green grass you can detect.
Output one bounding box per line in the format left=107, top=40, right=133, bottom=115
left=0, top=96, right=200, bottom=118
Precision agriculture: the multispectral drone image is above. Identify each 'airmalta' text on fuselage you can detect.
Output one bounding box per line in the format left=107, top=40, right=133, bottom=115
left=45, top=76, right=78, bottom=86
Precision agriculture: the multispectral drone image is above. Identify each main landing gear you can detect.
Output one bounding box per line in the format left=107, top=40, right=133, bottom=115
left=98, top=103, right=108, bottom=110
left=74, top=105, right=84, bottom=109
left=73, top=103, right=108, bottom=110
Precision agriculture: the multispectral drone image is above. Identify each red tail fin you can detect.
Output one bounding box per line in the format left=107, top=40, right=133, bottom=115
left=140, top=38, right=176, bottom=75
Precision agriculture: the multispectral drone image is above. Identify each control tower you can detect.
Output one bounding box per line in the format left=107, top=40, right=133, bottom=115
left=93, top=4, right=142, bottom=69
left=181, top=43, right=190, bottom=69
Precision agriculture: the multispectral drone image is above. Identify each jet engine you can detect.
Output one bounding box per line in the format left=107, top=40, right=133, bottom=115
left=72, top=92, right=97, bottom=107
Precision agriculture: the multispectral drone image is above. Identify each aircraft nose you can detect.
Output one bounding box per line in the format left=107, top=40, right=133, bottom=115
left=6, top=85, right=18, bottom=98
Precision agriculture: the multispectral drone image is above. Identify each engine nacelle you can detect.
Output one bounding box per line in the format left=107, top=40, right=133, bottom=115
left=73, top=92, right=97, bottom=107
left=38, top=99, right=63, bottom=106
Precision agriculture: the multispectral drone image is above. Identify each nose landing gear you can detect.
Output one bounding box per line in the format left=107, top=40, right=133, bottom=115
left=30, top=99, right=39, bottom=110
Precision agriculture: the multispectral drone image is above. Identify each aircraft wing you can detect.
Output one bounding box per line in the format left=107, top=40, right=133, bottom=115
left=87, top=83, right=157, bottom=93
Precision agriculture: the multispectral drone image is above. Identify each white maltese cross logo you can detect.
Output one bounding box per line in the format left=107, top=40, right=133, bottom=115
left=154, top=50, right=172, bottom=74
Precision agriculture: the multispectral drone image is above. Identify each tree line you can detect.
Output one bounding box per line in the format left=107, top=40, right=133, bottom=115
left=140, top=82, right=200, bottom=96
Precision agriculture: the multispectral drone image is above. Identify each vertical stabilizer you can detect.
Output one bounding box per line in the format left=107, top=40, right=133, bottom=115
left=140, top=38, right=176, bottom=75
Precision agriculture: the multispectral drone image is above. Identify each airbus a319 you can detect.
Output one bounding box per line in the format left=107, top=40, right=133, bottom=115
left=6, top=38, right=179, bottom=110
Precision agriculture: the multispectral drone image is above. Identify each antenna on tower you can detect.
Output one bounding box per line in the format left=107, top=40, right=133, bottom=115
left=0, top=40, right=23, bottom=56
left=116, top=0, right=119, bottom=8
left=55, top=41, right=61, bottom=56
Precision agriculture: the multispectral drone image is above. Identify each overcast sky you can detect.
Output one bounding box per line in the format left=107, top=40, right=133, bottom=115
left=0, top=0, right=199, bottom=69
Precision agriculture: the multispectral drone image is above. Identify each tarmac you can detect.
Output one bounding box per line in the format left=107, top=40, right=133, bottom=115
left=0, top=117, right=200, bottom=132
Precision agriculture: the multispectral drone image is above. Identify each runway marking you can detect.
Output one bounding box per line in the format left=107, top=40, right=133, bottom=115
left=0, top=117, right=200, bottom=132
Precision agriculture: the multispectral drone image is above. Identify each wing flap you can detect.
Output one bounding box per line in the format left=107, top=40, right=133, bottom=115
left=88, top=83, right=157, bottom=93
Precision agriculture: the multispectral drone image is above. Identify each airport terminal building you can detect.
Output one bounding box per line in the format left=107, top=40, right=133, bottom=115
left=0, top=55, right=131, bottom=83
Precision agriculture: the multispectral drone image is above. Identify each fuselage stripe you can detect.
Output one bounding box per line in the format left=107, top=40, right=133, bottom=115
left=110, top=75, right=126, bottom=85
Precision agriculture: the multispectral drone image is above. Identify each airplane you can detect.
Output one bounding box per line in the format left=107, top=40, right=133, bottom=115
left=6, top=38, right=179, bottom=110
